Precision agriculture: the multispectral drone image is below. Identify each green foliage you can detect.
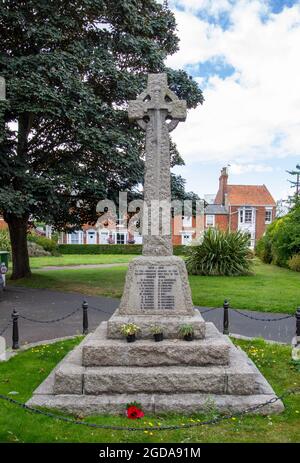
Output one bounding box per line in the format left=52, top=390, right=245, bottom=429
left=178, top=324, right=194, bottom=337
left=255, top=235, right=272, bottom=264
left=186, top=228, right=253, bottom=276
left=150, top=325, right=163, bottom=335
left=0, top=229, right=11, bottom=252
left=27, top=234, right=59, bottom=255
left=58, top=244, right=186, bottom=255
left=0, top=0, right=203, bottom=229
left=256, top=204, right=300, bottom=267
left=288, top=254, right=300, bottom=272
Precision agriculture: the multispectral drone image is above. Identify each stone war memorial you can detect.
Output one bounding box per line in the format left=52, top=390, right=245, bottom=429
left=27, top=74, right=283, bottom=415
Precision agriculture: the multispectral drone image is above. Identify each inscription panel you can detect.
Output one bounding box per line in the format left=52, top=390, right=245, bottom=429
left=134, top=265, right=183, bottom=311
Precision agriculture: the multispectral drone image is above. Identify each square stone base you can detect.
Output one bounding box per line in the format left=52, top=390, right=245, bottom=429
left=26, top=322, right=284, bottom=416
left=107, top=308, right=205, bottom=340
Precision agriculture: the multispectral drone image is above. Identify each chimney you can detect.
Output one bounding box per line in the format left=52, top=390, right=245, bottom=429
left=219, top=167, right=228, bottom=206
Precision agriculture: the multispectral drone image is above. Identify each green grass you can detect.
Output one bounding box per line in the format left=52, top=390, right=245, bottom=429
left=29, top=254, right=135, bottom=268
left=0, top=337, right=299, bottom=443
left=9, top=259, right=300, bottom=313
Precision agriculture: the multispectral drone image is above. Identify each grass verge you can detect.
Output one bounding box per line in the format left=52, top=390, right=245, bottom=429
left=0, top=337, right=299, bottom=442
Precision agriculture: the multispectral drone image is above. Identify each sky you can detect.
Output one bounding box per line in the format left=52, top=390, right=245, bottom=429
left=165, top=0, right=300, bottom=201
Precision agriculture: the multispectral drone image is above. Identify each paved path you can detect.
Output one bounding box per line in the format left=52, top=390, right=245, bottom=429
left=0, top=287, right=295, bottom=348
left=35, top=263, right=129, bottom=271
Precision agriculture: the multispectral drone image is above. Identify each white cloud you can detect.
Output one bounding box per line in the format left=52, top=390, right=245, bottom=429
left=166, top=0, right=300, bottom=168
left=229, top=163, right=273, bottom=174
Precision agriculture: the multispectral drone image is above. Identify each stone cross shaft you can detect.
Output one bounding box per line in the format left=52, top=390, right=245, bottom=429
left=128, top=73, right=187, bottom=256
left=0, top=77, right=5, bottom=101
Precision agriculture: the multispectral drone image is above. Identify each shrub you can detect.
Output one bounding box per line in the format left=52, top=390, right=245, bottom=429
left=186, top=228, right=253, bottom=276
left=288, top=254, right=300, bottom=272
left=27, top=233, right=59, bottom=255
left=27, top=241, right=51, bottom=257
left=255, top=235, right=272, bottom=264
left=0, top=229, right=11, bottom=253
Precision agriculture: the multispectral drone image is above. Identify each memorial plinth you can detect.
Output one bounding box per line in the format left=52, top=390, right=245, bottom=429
left=27, top=74, right=283, bottom=416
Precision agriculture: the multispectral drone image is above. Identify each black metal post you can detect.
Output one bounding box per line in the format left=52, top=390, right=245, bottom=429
left=82, top=300, right=89, bottom=335
left=223, top=299, right=229, bottom=335
left=11, top=309, right=19, bottom=350
left=296, top=307, right=300, bottom=345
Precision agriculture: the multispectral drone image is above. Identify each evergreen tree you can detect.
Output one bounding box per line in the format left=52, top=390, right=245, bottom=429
left=0, top=0, right=203, bottom=279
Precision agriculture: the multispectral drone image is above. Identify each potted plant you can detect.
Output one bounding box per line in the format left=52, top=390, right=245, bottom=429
left=179, top=324, right=194, bottom=341
left=120, top=323, right=140, bottom=343
left=150, top=325, right=164, bottom=342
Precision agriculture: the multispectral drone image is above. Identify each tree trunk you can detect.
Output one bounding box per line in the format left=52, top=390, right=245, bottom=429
left=5, top=214, right=31, bottom=280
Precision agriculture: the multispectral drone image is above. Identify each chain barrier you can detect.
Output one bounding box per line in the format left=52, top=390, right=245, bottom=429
left=18, top=307, right=81, bottom=324
left=199, top=307, right=220, bottom=315
left=231, top=308, right=294, bottom=322
left=88, top=305, right=114, bottom=315
left=0, top=388, right=299, bottom=432
left=0, top=321, right=11, bottom=336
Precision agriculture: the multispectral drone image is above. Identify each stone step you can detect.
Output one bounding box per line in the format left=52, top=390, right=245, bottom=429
left=27, top=392, right=284, bottom=416
left=82, top=338, right=230, bottom=367
left=82, top=322, right=230, bottom=367
left=54, top=342, right=272, bottom=396
left=83, top=364, right=256, bottom=395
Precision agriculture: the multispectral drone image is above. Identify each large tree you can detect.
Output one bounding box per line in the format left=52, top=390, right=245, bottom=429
left=0, top=0, right=203, bottom=279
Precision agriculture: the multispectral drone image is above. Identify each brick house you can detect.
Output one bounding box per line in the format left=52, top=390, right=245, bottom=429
left=205, top=167, right=276, bottom=247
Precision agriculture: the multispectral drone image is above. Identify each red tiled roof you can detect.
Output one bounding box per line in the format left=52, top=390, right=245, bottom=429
left=226, top=184, right=275, bottom=206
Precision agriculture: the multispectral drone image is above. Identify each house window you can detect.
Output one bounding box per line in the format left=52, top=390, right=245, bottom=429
left=265, top=209, right=272, bottom=224
left=206, top=215, right=215, bottom=227
left=116, top=233, right=126, bottom=244
left=244, top=209, right=253, bottom=223
left=70, top=232, right=80, bottom=244
left=239, top=209, right=244, bottom=223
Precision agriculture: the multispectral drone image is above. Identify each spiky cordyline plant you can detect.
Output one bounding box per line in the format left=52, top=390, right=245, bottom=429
left=186, top=228, right=253, bottom=276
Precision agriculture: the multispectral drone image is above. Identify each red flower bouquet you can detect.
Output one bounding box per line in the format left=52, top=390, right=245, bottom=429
left=126, top=405, right=144, bottom=419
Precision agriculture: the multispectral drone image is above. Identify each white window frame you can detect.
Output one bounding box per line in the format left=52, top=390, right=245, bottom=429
left=68, top=231, right=83, bottom=244
left=244, top=209, right=253, bottom=224
left=115, top=232, right=127, bottom=244
left=265, top=208, right=272, bottom=224
left=206, top=214, right=215, bottom=228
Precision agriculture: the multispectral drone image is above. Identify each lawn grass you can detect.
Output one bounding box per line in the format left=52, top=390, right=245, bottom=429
left=0, top=337, right=299, bottom=443
left=29, top=254, right=135, bottom=268
left=9, top=259, right=300, bottom=313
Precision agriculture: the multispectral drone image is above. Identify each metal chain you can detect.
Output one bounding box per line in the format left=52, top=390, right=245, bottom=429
left=88, top=305, right=113, bottom=315
left=0, top=388, right=298, bottom=432
left=18, top=307, right=81, bottom=324
left=231, top=308, right=294, bottom=322
left=0, top=320, right=11, bottom=336
left=199, top=307, right=219, bottom=315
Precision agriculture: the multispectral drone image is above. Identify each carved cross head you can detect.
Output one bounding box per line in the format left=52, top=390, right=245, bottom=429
left=128, top=73, right=187, bottom=132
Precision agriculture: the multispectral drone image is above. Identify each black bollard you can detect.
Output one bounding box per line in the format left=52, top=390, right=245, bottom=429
left=12, top=309, right=19, bottom=350
left=223, top=299, right=229, bottom=335
left=82, top=300, right=89, bottom=335
left=296, top=307, right=300, bottom=345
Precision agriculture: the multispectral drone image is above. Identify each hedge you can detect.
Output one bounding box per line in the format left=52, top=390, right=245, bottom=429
left=58, top=244, right=187, bottom=255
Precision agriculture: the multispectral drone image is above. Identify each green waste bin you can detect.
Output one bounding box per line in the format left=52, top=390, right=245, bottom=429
left=0, top=251, right=9, bottom=269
